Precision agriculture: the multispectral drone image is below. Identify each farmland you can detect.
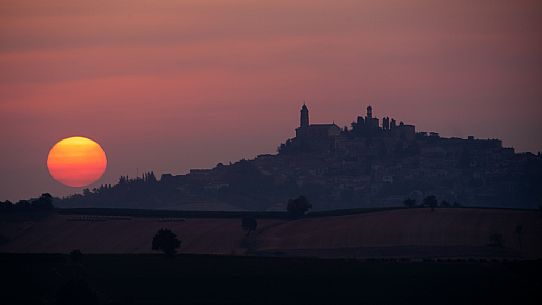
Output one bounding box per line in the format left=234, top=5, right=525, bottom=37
left=1, top=208, right=541, bottom=259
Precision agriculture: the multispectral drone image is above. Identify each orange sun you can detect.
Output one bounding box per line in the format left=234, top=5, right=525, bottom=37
left=47, top=136, right=107, bottom=187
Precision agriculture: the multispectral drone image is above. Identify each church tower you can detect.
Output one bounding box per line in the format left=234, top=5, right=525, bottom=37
left=300, top=103, right=309, bottom=128
left=366, top=105, right=373, bottom=119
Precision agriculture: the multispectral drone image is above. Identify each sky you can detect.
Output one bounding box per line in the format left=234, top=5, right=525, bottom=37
left=1, top=0, right=541, bottom=201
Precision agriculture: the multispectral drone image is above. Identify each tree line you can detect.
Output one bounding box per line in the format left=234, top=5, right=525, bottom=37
left=403, top=195, right=462, bottom=211
left=0, top=193, right=54, bottom=212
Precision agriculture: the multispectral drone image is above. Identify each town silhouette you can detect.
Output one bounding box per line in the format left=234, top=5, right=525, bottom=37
left=3, top=104, right=540, bottom=304
left=45, top=104, right=541, bottom=211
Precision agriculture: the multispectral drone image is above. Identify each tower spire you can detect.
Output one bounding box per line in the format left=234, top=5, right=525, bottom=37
left=300, top=103, right=309, bottom=128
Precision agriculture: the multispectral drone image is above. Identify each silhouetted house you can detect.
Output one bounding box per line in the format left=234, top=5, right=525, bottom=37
left=392, top=122, right=416, bottom=141
left=354, top=106, right=380, bottom=134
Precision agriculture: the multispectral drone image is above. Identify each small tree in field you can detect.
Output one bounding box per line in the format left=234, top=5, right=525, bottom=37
left=152, top=228, right=181, bottom=257
left=287, top=196, right=312, bottom=218
left=241, top=216, right=258, bottom=236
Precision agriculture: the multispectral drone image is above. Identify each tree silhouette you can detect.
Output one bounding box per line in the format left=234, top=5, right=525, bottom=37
left=83, top=188, right=92, bottom=196
left=287, top=196, right=312, bottom=218
left=33, top=193, right=54, bottom=211
left=241, top=216, right=258, bottom=236
left=1, top=194, right=54, bottom=212
left=152, top=228, right=181, bottom=257
left=423, top=195, right=438, bottom=211
left=0, top=200, right=13, bottom=209
left=403, top=198, right=416, bottom=208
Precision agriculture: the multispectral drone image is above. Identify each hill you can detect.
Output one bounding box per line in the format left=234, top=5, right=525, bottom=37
left=1, top=208, right=541, bottom=259
left=53, top=105, right=542, bottom=211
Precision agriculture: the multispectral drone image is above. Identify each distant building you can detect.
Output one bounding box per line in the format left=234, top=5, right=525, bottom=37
left=392, top=122, right=416, bottom=141
left=294, top=104, right=341, bottom=152
left=285, top=103, right=421, bottom=153
left=344, top=104, right=417, bottom=140
left=300, top=103, right=309, bottom=127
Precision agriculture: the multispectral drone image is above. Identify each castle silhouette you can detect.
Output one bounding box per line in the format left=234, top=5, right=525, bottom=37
left=290, top=104, right=416, bottom=152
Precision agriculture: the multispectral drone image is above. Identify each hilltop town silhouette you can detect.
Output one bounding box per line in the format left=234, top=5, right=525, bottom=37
left=55, top=104, right=542, bottom=211
left=3, top=105, right=542, bottom=305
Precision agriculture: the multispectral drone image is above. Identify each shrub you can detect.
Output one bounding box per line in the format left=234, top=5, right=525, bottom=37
left=152, top=228, right=181, bottom=257
left=241, top=216, right=257, bottom=236
left=287, top=196, right=312, bottom=218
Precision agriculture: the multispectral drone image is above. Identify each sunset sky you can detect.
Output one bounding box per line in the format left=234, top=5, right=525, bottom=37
left=1, top=0, right=541, bottom=201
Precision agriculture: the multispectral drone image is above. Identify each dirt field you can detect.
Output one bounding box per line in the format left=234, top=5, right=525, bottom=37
left=1, top=208, right=541, bottom=258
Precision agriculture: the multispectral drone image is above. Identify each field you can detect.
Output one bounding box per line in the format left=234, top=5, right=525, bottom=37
left=2, top=253, right=541, bottom=305
left=2, top=207, right=542, bottom=304
left=1, top=207, right=541, bottom=259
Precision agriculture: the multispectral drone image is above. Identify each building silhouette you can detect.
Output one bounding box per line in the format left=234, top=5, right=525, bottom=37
left=300, top=103, right=309, bottom=127
left=294, top=104, right=341, bottom=152
left=56, top=101, right=541, bottom=211
left=287, top=103, right=417, bottom=153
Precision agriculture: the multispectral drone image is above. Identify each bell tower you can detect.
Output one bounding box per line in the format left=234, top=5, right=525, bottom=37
left=300, top=103, right=309, bottom=128
left=366, top=105, right=373, bottom=119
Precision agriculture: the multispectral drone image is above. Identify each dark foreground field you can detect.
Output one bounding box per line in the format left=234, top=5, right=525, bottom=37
left=2, top=253, right=541, bottom=305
